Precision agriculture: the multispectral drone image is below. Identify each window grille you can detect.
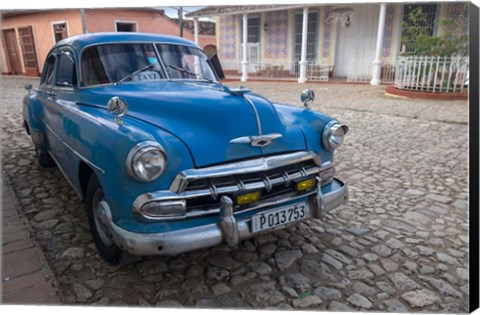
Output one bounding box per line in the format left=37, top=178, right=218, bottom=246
left=401, top=3, right=438, bottom=53
left=293, top=11, right=319, bottom=72
left=239, top=16, right=261, bottom=69
left=240, top=16, right=260, bottom=43
left=53, top=23, right=68, bottom=43
left=116, top=22, right=136, bottom=32
left=247, top=17, right=260, bottom=43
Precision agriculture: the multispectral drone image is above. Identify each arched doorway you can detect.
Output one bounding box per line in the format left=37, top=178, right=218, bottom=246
left=203, top=44, right=217, bottom=58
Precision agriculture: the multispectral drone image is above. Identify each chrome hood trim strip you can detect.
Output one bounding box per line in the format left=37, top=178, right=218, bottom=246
left=243, top=95, right=263, bottom=136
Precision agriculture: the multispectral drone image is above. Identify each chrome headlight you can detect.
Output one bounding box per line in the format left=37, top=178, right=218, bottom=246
left=126, top=141, right=167, bottom=182
left=323, top=121, right=349, bottom=151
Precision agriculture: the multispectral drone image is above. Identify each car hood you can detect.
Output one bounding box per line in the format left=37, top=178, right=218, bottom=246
left=78, top=81, right=306, bottom=167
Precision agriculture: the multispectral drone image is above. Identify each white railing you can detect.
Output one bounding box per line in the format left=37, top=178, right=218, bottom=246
left=347, top=59, right=372, bottom=83
left=380, top=64, right=395, bottom=84
left=307, top=60, right=330, bottom=81
left=222, top=58, right=331, bottom=82
left=254, top=60, right=297, bottom=80
left=395, top=56, right=469, bottom=93
left=347, top=60, right=395, bottom=84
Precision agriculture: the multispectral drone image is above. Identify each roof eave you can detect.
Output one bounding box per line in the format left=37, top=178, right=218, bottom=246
left=186, top=4, right=322, bottom=18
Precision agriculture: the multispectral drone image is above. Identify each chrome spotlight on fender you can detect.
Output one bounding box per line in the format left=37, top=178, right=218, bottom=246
left=107, top=96, right=128, bottom=126
left=301, top=89, right=315, bottom=109
left=24, top=83, right=32, bottom=92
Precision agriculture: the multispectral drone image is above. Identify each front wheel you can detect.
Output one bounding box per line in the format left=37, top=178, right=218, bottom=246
left=85, top=174, right=122, bottom=264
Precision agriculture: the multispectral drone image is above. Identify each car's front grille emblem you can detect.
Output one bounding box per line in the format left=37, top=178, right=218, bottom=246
left=230, top=133, right=282, bottom=148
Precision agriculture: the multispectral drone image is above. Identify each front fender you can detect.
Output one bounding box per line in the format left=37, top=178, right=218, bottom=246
left=59, top=103, right=194, bottom=226
left=273, top=103, right=335, bottom=163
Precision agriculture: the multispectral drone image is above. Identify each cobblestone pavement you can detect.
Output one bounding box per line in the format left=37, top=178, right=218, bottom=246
left=1, top=77, right=469, bottom=311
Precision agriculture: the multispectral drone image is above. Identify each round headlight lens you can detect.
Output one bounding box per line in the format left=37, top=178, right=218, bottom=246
left=127, top=141, right=167, bottom=182
left=323, top=121, right=349, bottom=151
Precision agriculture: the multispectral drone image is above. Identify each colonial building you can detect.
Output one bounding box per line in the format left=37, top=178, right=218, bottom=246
left=1, top=8, right=216, bottom=76
left=186, top=2, right=469, bottom=84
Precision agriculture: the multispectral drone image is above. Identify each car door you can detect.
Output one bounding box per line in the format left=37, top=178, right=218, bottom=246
left=39, top=52, right=66, bottom=163
left=42, top=48, right=81, bottom=183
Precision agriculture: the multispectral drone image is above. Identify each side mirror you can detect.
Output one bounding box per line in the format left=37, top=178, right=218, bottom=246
left=301, top=89, right=315, bottom=109
left=208, top=53, right=225, bottom=81
left=24, top=83, right=32, bottom=92
left=107, top=96, right=128, bottom=126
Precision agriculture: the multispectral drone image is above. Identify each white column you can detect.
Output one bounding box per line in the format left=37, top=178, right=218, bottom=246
left=298, top=7, right=309, bottom=83
left=371, top=3, right=387, bottom=85
left=241, top=13, right=249, bottom=82
left=193, top=18, right=201, bottom=77
left=193, top=18, right=199, bottom=44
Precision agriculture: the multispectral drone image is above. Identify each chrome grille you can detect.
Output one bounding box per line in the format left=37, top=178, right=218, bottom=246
left=184, top=159, right=321, bottom=212
left=185, top=159, right=318, bottom=193
left=133, top=152, right=336, bottom=221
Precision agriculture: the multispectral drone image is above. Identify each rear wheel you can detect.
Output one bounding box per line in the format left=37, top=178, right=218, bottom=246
left=85, top=174, right=122, bottom=264
left=35, top=147, right=55, bottom=168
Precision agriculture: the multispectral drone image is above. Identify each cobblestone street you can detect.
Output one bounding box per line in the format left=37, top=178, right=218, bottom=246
left=1, top=77, right=469, bottom=311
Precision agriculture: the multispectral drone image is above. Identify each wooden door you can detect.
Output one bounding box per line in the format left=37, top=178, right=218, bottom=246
left=335, top=4, right=380, bottom=79
left=2, top=29, right=22, bottom=74
left=18, top=26, right=39, bottom=76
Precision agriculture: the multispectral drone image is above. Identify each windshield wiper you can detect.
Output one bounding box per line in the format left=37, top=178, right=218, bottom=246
left=168, top=65, right=214, bottom=83
left=116, top=63, right=156, bottom=85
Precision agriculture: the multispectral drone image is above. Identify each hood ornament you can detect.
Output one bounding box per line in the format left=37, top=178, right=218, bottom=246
left=224, top=85, right=251, bottom=96
left=230, top=133, right=282, bottom=148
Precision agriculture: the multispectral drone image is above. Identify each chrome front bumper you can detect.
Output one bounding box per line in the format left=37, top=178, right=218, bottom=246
left=132, top=151, right=334, bottom=221
left=108, top=178, right=348, bottom=256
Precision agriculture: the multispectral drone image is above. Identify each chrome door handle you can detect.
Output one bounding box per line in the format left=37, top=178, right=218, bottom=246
left=45, top=91, right=56, bottom=97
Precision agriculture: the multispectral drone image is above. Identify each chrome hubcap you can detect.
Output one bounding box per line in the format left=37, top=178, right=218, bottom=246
left=93, top=190, right=113, bottom=246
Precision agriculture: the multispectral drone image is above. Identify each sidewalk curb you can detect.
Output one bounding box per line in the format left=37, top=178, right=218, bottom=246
left=1, top=172, right=61, bottom=305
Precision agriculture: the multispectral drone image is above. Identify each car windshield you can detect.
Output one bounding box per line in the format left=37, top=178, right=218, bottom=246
left=81, top=43, right=165, bottom=86
left=81, top=43, right=216, bottom=87
left=156, top=44, right=216, bottom=82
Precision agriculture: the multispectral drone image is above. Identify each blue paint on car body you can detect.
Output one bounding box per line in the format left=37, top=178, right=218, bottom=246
left=22, top=32, right=349, bottom=258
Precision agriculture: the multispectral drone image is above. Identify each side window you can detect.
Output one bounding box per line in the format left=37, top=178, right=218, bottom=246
left=56, top=52, right=77, bottom=87
left=41, top=55, right=56, bottom=86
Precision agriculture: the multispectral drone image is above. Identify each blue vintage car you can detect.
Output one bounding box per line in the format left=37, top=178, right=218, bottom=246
left=22, top=32, right=349, bottom=263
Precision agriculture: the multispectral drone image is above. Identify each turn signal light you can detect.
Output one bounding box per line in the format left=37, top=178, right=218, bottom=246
left=296, top=178, right=316, bottom=191
left=141, top=200, right=186, bottom=217
left=236, top=191, right=261, bottom=205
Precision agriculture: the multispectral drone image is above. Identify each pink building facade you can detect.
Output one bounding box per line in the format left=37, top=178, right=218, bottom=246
left=1, top=8, right=216, bottom=76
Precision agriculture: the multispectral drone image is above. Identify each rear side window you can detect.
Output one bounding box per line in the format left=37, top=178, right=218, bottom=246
left=42, top=55, right=56, bottom=86
left=56, top=52, right=77, bottom=87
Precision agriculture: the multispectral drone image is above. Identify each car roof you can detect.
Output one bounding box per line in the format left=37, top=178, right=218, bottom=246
left=55, top=32, right=199, bottom=51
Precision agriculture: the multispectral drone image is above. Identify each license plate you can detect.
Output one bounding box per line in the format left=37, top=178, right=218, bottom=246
left=251, top=202, right=307, bottom=233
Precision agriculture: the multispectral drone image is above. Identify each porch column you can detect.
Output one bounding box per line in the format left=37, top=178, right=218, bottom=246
left=193, top=17, right=199, bottom=44
left=193, top=18, right=201, bottom=77
left=298, top=7, right=309, bottom=83
left=241, top=13, right=249, bottom=82
left=371, top=3, right=387, bottom=85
